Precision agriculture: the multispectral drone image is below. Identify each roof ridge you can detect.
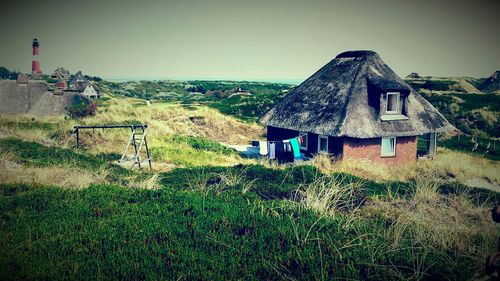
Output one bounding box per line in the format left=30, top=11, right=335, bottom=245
left=335, top=50, right=377, bottom=59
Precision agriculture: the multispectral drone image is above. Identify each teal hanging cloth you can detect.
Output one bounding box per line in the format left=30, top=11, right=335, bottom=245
left=290, top=138, right=301, bottom=158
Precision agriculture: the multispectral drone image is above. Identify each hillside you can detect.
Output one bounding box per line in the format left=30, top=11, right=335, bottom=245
left=479, top=70, right=500, bottom=94
left=103, top=80, right=292, bottom=122
left=403, top=73, right=500, bottom=160
left=404, top=70, right=500, bottom=95
left=0, top=82, right=499, bottom=280
left=404, top=76, right=482, bottom=93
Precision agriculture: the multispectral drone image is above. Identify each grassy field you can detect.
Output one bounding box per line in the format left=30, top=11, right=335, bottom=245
left=1, top=142, right=498, bottom=280
left=0, top=82, right=499, bottom=280
left=103, top=80, right=291, bottom=122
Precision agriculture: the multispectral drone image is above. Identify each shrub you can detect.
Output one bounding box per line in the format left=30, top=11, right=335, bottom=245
left=66, top=101, right=97, bottom=119
left=295, top=174, right=365, bottom=216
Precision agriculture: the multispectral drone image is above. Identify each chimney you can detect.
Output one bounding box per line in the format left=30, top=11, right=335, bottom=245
left=32, top=38, right=42, bottom=76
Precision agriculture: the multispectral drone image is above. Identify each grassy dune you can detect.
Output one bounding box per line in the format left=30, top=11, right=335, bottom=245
left=0, top=147, right=498, bottom=280
left=0, top=96, right=262, bottom=170
left=0, top=92, right=499, bottom=280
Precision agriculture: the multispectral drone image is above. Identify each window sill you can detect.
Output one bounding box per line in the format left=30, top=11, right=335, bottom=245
left=381, top=154, right=396, bottom=158
left=381, top=114, right=409, bottom=121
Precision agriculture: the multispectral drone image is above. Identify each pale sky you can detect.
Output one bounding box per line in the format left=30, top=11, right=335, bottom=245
left=1, top=0, right=499, bottom=80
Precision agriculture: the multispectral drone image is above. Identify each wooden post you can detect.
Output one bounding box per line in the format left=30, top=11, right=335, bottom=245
left=144, top=135, right=152, bottom=171
left=131, top=126, right=141, bottom=169
left=76, top=128, right=79, bottom=149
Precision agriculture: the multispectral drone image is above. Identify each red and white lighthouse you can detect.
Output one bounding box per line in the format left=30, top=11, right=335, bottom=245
left=31, top=38, right=42, bottom=76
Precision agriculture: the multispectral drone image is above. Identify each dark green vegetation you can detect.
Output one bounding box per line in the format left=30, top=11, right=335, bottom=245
left=439, top=135, right=500, bottom=161
left=0, top=139, right=129, bottom=178
left=408, top=79, right=459, bottom=92
left=1, top=141, right=498, bottom=280
left=104, top=80, right=291, bottom=122
left=403, top=75, right=499, bottom=160
left=0, top=173, right=494, bottom=280
left=420, top=92, right=499, bottom=160
left=66, top=99, right=97, bottom=119
left=0, top=65, right=19, bottom=80
left=169, top=135, right=237, bottom=156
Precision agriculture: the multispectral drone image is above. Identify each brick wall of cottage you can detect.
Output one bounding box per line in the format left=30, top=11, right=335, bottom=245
left=343, top=136, right=418, bottom=165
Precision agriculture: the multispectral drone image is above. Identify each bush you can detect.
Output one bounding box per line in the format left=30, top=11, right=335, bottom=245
left=421, top=80, right=456, bottom=91
left=66, top=101, right=97, bottom=119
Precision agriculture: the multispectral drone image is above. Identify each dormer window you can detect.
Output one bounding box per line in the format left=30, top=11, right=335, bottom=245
left=386, top=92, right=400, bottom=114
left=380, top=91, right=409, bottom=121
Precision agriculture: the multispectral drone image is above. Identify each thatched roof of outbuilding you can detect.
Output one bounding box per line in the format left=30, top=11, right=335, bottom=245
left=260, top=50, right=455, bottom=138
left=0, top=80, right=89, bottom=117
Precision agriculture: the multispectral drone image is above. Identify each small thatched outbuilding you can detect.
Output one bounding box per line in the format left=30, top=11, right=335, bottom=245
left=260, top=50, right=455, bottom=165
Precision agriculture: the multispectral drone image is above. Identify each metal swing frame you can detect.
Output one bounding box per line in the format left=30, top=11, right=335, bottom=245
left=74, top=124, right=152, bottom=170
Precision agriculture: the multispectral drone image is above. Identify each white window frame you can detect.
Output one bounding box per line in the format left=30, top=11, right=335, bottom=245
left=299, top=132, right=308, bottom=150
left=385, top=92, right=400, bottom=114
left=381, top=137, right=396, bottom=157
left=317, top=135, right=329, bottom=154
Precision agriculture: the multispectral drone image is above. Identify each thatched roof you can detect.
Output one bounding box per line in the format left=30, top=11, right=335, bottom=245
left=70, top=71, right=87, bottom=85
left=260, top=50, right=455, bottom=138
left=0, top=80, right=88, bottom=117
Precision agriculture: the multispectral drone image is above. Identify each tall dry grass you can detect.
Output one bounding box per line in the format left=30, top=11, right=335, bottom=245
left=308, top=149, right=499, bottom=192
left=367, top=169, right=499, bottom=263
left=293, top=174, right=365, bottom=217
left=127, top=173, right=162, bottom=190
left=186, top=166, right=256, bottom=195
left=0, top=97, right=263, bottom=168
left=0, top=161, right=109, bottom=189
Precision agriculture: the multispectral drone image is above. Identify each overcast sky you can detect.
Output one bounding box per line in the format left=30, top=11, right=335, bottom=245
left=1, top=0, right=499, bottom=80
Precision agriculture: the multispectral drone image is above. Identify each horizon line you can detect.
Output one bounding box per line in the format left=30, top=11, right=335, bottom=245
left=102, top=76, right=305, bottom=84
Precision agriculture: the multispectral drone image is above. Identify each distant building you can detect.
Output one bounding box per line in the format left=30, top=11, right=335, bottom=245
left=55, top=80, right=68, bottom=89
left=69, top=71, right=87, bottom=87
left=51, top=67, right=71, bottom=81
left=81, top=84, right=100, bottom=99
left=228, top=87, right=252, bottom=98
left=406, top=72, right=421, bottom=79
left=17, top=73, right=29, bottom=85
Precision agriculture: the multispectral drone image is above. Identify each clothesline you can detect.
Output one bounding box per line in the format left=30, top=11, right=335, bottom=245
left=258, top=135, right=305, bottom=163
left=265, top=134, right=307, bottom=144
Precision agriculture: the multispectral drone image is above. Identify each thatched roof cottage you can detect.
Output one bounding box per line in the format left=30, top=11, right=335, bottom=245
left=260, top=50, right=455, bottom=165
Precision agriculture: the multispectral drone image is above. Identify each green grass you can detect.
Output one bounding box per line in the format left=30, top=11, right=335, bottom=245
left=0, top=177, right=490, bottom=280
left=0, top=120, right=56, bottom=131
left=439, top=135, right=500, bottom=161
left=104, top=80, right=291, bottom=122
left=0, top=138, right=129, bottom=177
left=0, top=136, right=498, bottom=280
left=209, top=91, right=287, bottom=122
left=416, top=80, right=459, bottom=92
left=451, top=93, right=500, bottom=111
left=170, top=135, right=237, bottom=156
left=148, top=134, right=244, bottom=167
left=1, top=154, right=498, bottom=280
left=420, top=92, right=500, bottom=138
